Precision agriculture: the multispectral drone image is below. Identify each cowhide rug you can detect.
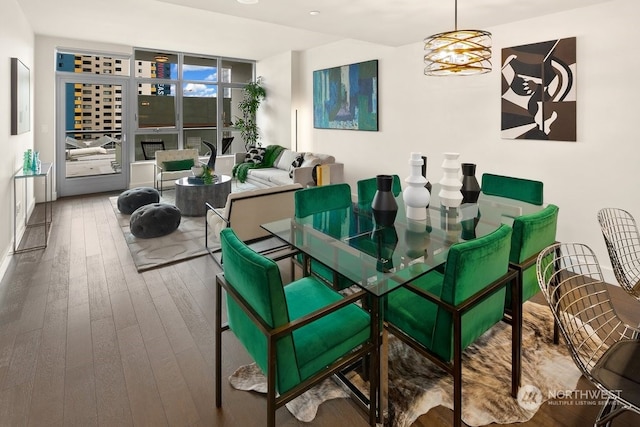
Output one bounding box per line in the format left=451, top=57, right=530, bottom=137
left=229, top=301, right=582, bottom=426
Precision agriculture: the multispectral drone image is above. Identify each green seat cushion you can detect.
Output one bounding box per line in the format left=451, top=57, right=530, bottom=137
left=385, top=270, right=444, bottom=349
left=285, top=277, right=371, bottom=382
left=481, top=173, right=543, bottom=206
left=163, top=158, right=194, bottom=171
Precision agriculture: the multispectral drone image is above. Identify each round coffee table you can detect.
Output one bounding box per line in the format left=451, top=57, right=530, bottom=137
left=174, top=175, right=231, bottom=216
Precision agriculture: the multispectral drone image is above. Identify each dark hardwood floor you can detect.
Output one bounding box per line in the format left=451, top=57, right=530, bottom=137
left=1, top=192, right=638, bottom=426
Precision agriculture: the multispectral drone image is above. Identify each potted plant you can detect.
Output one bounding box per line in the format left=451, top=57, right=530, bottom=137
left=234, top=77, right=266, bottom=151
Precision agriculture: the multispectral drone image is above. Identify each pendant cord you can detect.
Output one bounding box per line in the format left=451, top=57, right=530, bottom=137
left=454, top=0, right=458, bottom=31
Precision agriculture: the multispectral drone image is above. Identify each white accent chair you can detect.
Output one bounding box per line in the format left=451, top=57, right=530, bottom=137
left=154, top=149, right=200, bottom=195
left=205, top=183, right=302, bottom=266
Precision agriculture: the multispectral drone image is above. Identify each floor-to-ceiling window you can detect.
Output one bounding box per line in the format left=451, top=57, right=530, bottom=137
left=133, top=49, right=256, bottom=161
left=56, top=48, right=256, bottom=195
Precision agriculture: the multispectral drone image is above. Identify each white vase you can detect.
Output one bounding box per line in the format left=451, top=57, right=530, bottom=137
left=191, top=166, right=204, bottom=177
left=403, top=152, right=431, bottom=220
left=438, top=152, right=463, bottom=208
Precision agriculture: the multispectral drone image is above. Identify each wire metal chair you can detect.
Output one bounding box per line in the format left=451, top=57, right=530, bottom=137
left=141, top=139, right=165, bottom=160
left=536, top=242, right=640, bottom=426
left=597, top=208, right=640, bottom=300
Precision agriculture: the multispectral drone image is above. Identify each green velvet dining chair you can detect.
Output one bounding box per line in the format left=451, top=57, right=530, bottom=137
left=504, top=204, right=559, bottom=304
left=294, top=183, right=354, bottom=290
left=503, top=204, right=559, bottom=343
left=481, top=173, right=544, bottom=206
left=384, top=224, right=517, bottom=427
left=215, top=228, right=377, bottom=427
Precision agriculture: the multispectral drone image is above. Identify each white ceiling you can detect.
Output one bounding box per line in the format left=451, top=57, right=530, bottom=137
left=17, top=0, right=614, bottom=59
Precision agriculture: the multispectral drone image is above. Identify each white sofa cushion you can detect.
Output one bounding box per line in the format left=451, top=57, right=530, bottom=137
left=301, top=153, right=323, bottom=168
left=310, top=153, right=335, bottom=164
left=288, top=153, right=304, bottom=178
left=275, top=149, right=300, bottom=170
left=248, top=168, right=292, bottom=186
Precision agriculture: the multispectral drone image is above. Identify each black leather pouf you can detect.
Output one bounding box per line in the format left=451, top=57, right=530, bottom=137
left=130, top=203, right=181, bottom=238
left=117, top=187, right=160, bottom=215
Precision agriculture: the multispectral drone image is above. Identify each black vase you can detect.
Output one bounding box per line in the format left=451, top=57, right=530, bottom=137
left=461, top=163, right=481, bottom=204
left=461, top=217, right=480, bottom=240
left=371, top=175, right=398, bottom=227
left=421, top=156, right=433, bottom=193
left=421, top=156, right=432, bottom=208
left=371, top=226, right=398, bottom=272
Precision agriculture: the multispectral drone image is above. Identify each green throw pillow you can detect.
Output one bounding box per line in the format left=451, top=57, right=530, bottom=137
left=163, top=159, right=194, bottom=171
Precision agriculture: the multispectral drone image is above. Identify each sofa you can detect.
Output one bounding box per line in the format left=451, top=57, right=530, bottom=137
left=233, top=145, right=344, bottom=188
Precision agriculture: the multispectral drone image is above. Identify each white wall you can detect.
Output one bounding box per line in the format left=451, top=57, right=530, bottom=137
left=287, top=0, right=640, bottom=280
left=256, top=51, right=294, bottom=149
left=0, top=0, right=35, bottom=275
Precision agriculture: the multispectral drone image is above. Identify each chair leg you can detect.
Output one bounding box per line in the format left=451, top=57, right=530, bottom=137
left=267, top=343, right=277, bottom=427
left=511, top=274, right=522, bottom=397
left=453, top=359, right=462, bottom=427
left=369, top=297, right=380, bottom=426
left=215, top=277, right=223, bottom=408
left=205, top=214, right=209, bottom=249
left=453, top=315, right=463, bottom=427
left=595, top=397, right=623, bottom=427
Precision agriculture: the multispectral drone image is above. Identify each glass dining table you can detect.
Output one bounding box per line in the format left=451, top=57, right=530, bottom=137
left=261, top=185, right=543, bottom=422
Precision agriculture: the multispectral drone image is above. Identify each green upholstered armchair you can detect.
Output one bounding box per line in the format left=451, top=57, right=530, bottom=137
left=294, top=183, right=355, bottom=290
left=215, top=228, right=376, bottom=427
left=481, top=173, right=544, bottom=206
left=384, top=224, right=517, bottom=427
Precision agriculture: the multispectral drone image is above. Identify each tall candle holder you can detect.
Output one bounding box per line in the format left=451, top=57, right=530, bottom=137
left=438, top=152, right=463, bottom=209
left=403, top=152, right=430, bottom=220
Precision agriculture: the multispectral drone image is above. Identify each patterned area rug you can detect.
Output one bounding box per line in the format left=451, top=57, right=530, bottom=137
left=229, top=301, right=582, bottom=426
left=109, top=180, right=258, bottom=271
left=109, top=193, right=209, bottom=272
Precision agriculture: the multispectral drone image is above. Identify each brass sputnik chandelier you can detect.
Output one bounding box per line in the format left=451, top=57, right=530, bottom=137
left=423, top=0, right=492, bottom=76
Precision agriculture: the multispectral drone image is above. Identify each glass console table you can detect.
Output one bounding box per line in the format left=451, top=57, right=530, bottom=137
left=13, top=162, right=53, bottom=254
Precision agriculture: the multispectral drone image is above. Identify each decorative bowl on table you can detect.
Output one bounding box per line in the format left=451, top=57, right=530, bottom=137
left=191, top=166, right=204, bottom=177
